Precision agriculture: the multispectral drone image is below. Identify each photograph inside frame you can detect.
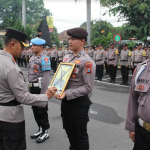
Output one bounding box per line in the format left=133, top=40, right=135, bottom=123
left=50, top=63, right=75, bottom=96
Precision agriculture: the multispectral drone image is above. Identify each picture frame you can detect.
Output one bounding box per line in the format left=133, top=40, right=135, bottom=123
left=49, top=62, right=75, bottom=97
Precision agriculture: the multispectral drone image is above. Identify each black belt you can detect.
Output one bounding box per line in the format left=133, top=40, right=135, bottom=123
left=96, top=59, right=102, bottom=61
left=134, top=62, right=142, bottom=63
left=109, top=58, right=115, bottom=61
left=0, top=99, right=20, bottom=106
left=58, top=56, right=63, bottom=58
left=121, top=60, right=128, bottom=61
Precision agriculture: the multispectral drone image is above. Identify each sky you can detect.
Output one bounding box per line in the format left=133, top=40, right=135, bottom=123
left=43, top=0, right=127, bottom=33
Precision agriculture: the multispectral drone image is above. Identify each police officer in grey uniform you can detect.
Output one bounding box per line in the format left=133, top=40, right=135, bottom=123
left=65, top=45, right=72, bottom=55
left=132, top=43, right=146, bottom=71
left=57, top=46, right=65, bottom=64
left=89, top=45, right=94, bottom=59
left=107, top=42, right=119, bottom=83
left=29, top=38, right=52, bottom=143
left=55, top=28, right=96, bottom=150
left=104, top=46, right=109, bottom=75
left=95, top=44, right=105, bottom=81
left=120, top=44, right=132, bottom=85
left=0, top=28, right=57, bottom=150
left=144, top=44, right=150, bottom=59
left=125, top=59, right=150, bottom=150
left=131, top=46, right=137, bottom=74
left=51, top=45, right=58, bottom=73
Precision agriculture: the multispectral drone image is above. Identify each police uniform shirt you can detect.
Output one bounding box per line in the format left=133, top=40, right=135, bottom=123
left=27, top=49, right=33, bottom=58
left=132, top=49, right=146, bottom=66
left=125, top=59, right=150, bottom=132
left=0, top=51, right=48, bottom=123
left=107, top=47, right=119, bottom=65
left=63, top=50, right=96, bottom=100
left=105, top=51, right=108, bottom=62
left=43, top=49, right=47, bottom=55
left=28, top=52, right=51, bottom=94
left=58, top=50, right=65, bottom=61
left=47, top=50, right=51, bottom=58
left=89, top=49, right=94, bottom=58
left=146, top=50, right=150, bottom=59
left=95, top=49, right=105, bottom=65
left=120, top=49, right=132, bottom=66
left=65, top=49, right=72, bottom=55
left=51, top=49, right=58, bottom=58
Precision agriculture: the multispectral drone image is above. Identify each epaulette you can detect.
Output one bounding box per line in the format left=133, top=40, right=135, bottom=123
left=128, top=50, right=132, bottom=56
left=115, top=49, right=119, bottom=55
left=83, top=53, right=90, bottom=58
left=143, top=50, right=146, bottom=56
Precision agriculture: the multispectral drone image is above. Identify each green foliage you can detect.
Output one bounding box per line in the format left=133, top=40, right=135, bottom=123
left=91, top=32, right=114, bottom=47
left=101, top=0, right=150, bottom=42
left=50, top=26, right=60, bottom=46
left=127, top=41, right=137, bottom=50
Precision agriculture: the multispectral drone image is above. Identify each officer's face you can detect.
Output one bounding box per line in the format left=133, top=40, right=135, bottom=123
left=90, top=47, right=92, bottom=49
left=99, top=46, right=103, bottom=50
left=68, top=36, right=85, bottom=51
left=110, top=44, right=115, bottom=49
left=32, top=44, right=42, bottom=54
left=145, top=47, right=148, bottom=51
left=59, top=48, right=62, bottom=50
left=138, top=45, right=142, bottom=50
left=123, top=46, right=128, bottom=50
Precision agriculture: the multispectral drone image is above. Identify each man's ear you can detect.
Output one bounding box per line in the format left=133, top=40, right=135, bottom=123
left=80, top=39, right=85, bottom=45
left=10, top=41, right=16, bottom=49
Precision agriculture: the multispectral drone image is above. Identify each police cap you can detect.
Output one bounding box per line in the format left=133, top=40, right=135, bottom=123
left=86, top=45, right=89, bottom=48
left=123, top=43, right=128, bottom=47
left=31, top=38, right=46, bottom=45
left=84, top=46, right=87, bottom=48
left=67, top=28, right=88, bottom=39
left=110, top=42, right=115, bottom=45
left=99, top=44, right=103, bottom=46
left=59, top=46, right=62, bottom=48
left=137, top=43, right=142, bottom=46
left=35, top=34, right=41, bottom=38
left=5, top=28, right=29, bottom=47
left=144, top=44, right=149, bottom=48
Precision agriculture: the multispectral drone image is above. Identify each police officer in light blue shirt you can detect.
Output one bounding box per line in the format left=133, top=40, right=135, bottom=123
left=28, top=38, right=51, bottom=143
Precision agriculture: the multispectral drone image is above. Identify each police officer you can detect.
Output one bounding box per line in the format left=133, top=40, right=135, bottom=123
left=0, top=28, right=57, bottom=150
left=104, top=46, right=109, bottom=75
left=65, top=45, right=72, bottom=55
left=58, top=46, right=65, bottom=64
left=132, top=43, right=146, bottom=71
left=55, top=27, right=96, bottom=150
left=89, top=45, right=94, bottom=59
left=29, top=38, right=51, bottom=143
left=120, top=44, right=132, bottom=85
left=131, top=46, right=137, bottom=74
left=144, top=44, right=150, bottom=59
left=51, top=45, right=58, bottom=73
left=95, top=44, right=105, bottom=81
left=107, top=42, right=119, bottom=83
left=125, top=59, right=150, bottom=150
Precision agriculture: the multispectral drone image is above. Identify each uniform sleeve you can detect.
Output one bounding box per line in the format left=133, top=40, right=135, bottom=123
left=65, top=60, right=96, bottom=100
left=114, top=49, right=119, bottom=66
left=7, top=68, right=48, bottom=107
left=102, top=51, right=105, bottom=64
left=125, top=69, right=139, bottom=132
left=107, top=52, right=109, bottom=64
left=41, top=71, right=51, bottom=94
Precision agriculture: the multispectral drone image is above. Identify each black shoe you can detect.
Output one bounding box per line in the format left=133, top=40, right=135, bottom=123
left=109, top=80, right=112, bottom=83
left=120, top=82, right=125, bottom=85
left=30, top=127, right=42, bottom=139
left=36, top=130, right=49, bottom=143
left=99, top=78, right=102, bottom=81
left=112, top=80, right=115, bottom=83
left=124, top=83, right=128, bottom=86
left=95, top=77, right=99, bottom=80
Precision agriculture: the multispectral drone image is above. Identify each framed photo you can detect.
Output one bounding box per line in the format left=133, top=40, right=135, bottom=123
left=49, top=62, right=75, bottom=97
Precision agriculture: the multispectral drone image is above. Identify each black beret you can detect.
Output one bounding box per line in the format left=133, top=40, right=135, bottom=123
left=123, top=43, right=128, bottom=47
left=99, top=44, right=103, bottom=46
left=67, top=28, right=88, bottom=39
left=137, top=43, right=142, bottom=46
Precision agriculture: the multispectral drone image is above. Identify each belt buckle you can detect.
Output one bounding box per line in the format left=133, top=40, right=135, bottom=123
left=143, top=121, right=150, bottom=132
left=28, top=83, right=32, bottom=87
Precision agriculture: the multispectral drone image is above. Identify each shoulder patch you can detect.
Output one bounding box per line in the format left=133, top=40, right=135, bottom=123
left=103, top=51, right=106, bottom=55
left=41, top=56, right=51, bottom=71
left=75, top=60, right=81, bottom=64
left=85, top=62, right=93, bottom=74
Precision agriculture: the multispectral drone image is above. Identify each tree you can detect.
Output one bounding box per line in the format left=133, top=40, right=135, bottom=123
left=101, top=0, right=150, bottom=42
left=50, top=27, right=60, bottom=46
left=0, top=0, right=51, bottom=26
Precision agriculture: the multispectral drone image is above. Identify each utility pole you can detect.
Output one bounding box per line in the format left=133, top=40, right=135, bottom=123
left=86, top=0, right=91, bottom=45
left=22, top=0, right=26, bottom=29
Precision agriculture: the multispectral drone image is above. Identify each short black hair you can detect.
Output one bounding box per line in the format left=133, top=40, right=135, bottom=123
left=4, top=35, right=17, bottom=46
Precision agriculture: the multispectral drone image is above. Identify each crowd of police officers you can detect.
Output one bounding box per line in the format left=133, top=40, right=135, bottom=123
left=15, top=42, right=150, bottom=86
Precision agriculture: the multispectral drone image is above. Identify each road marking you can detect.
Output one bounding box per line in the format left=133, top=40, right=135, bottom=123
left=89, top=109, right=97, bottom=115
left=94, top=80, right=130, bottom=87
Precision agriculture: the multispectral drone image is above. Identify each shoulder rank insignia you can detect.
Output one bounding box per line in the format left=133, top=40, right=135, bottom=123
left=128, top=50, right=132, bottom=56
left=143, top=50, right=146, bottom=57
left=41, top=56, right=51, bottom=71
left=115, top=49, right=119, bottom=55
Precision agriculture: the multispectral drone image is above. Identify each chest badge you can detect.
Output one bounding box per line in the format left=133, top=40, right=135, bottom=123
left=34, top=69, right=38, bottom=73
left=75, top=60, right=81, bottom=64
left=64, top=58, right=68, bottom=62
left=71, top=74, right=76, bottom=79
left=137, top=85, right=144, bottom=90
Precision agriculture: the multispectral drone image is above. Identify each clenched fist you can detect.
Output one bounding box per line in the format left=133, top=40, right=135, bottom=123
left=45, top=86, right=57, bottom=99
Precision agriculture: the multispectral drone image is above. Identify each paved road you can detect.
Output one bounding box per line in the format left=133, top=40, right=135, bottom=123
left=20, top=67, right=133, bottom=150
